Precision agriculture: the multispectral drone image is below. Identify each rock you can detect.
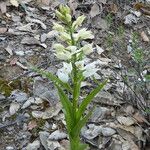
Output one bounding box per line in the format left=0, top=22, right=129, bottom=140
left=26, top=140, right=40, bottom=150
left=101, top=127, right=116, bottom=136
left=48, top=130, right=67, bottom=140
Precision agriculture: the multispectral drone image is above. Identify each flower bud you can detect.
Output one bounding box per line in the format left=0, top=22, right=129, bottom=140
left=53, top=22, right=65, bottom=32
left=55, top=10, right=65, bottom=21
left=72, top=15, right=86, bottom=29
left=59, top=32, right=71, bottom=41
left=53, top=43, right=65, bottom=53
left=65, top=14, right=72, bottom=23
left=76, top=28, right=94, bottom=40
left=55, top=51, right=72, bottom=60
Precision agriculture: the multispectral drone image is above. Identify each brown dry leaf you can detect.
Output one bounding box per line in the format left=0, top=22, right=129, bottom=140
left=28, top=120, right=37, bottom=130
left=40, top=0, right=51, bottom=5
left=98, top=0, right=107, bottom=4
left=10, top=58, right=18, bottom=65
left=10, top=0, right=19, bottom=7
left=133, top=112, right=147, bottom=123
left=0, top=2, right=7, bottom=13
left=134, top=2, right=150, bottom=16
left=0, top=27, right=7, bottom=34
left=68, top=0, right=78, bottom=15
left=117, top=116, right=135, bottom=126
left=90, top=3, right=100, bottom=18
left=5, top=44, right=13, bottom=55
left=141, top=31, right=149, bottom=42
left=110, top=3, right=118, bottom=14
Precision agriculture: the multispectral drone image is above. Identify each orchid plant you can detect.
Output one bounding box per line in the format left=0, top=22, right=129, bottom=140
left=35, top=5, right=107, bottom=150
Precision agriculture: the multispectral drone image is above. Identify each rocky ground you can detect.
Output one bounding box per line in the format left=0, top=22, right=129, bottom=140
left=0, top=0, right=150, bottom=150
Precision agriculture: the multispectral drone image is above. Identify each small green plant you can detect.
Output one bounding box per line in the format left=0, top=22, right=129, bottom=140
left=105, top=13, right=113, bottom=26
left=33, top=5, right=107, bottom=150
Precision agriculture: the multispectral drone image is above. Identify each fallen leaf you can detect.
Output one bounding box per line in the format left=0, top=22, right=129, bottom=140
left=110, top=3, right=118, bottom=13
left=39, top=131, right=50, bottom=150
left=16, top=61, right=28, bottom=70
left=42, top=102, right=61, bottom=119
left=41, top=0, right=51, bottom=5
left=68, top=0, right=78, bottom=15
left=10, top=58, right=18, bottom=65
left=26, top=16, right=47, bottom=30
left=48, top=130, right=67, bottom=140
left=90, top=3, right=100, bottom=18
left=9, top=102, right=20, bottom=115
left=0, top=2, right=7, bottom=14
left=28, top=120, right=37, bottom=130
left=5, top=45, right=13, bottom=55
left=141, top=31, right=149, bottom=42
left=117, top=116, right=135, bottom=126
left=10, top=0, right=19, bottom=7
left=98, top=0, right=107, bottom=4
left=133, top=112, right=147, bottom=123
left=21, top=37, right=41, bottom=45
left=96, top=45, right=104, bottom=55
left=26, top=140, right=40, bottom=150
left=0, top=27, right=7, bottom=34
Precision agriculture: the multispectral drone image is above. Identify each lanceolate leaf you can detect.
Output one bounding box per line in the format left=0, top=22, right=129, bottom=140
left=70, top=108, right=94, bottom=139
left=77, top=80, right=107, bottom=121
left=55, top=84, right=74, bottom=132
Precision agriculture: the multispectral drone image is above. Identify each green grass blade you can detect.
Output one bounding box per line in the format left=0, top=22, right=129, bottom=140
left=77, top=80, right=107, bottom=121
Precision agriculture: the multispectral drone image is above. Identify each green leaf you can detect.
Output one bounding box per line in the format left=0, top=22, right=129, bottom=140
left=32, top=67, right=72, bottom=93
left=55, top=84, right=74, bottom=132
left=77, top=80, right=107, bottom=121
left=70, top=108, right=94, bottom=139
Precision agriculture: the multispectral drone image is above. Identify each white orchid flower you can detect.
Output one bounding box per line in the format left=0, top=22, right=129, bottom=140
left=66, top=14, right=72, bottom=22
left=75, top=60, right=84, bottom=70
left=57, top=69, right=69, bottom=83
left=83, top=62, right=98, bottom=78
left=62, top=62, right=72, bottom=74
left=55, top=51, right=72, bottom=60
left=57, top=62, right=72, bottom=83
left=80, top=43, right=93, bottom=55
left=53, top=22, right=65, bottom=32
left=76, top=28, right=94, bottom=41
left=72, top=15, right=86, bottom=29
left=59, top=32, right=71, bottom=41
left=66, top=46, right=77, bottom=53
left=53, top=43, right=65, bottom=53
